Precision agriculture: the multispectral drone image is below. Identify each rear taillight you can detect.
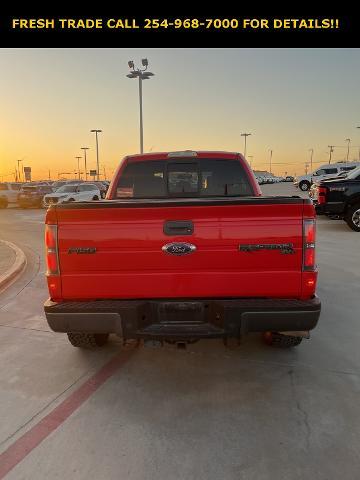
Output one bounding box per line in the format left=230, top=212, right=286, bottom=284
left=45, top=224, right=59, bottom=275
left=317, top=186, right=327, bottom=205
left=303, top=219, right=316, bottom=271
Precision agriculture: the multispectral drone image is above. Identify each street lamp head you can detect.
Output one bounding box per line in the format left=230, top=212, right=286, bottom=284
left=142, top=71, right=154, bottom=77
left=141, top=58, right=148, bottom=67
left=128, top=60, right=134, bottom=69
left=126, top=73, right=138, bottom=78
left=90, top=129, right=102, bottom=133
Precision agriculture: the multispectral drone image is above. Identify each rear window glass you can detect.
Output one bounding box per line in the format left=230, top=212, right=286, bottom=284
left=340, top=166, right=357, bottom=171
left=116, top=159, right=253, bottom=199
left=57, top=185, right=78, bottom=193
left=317, top=168, right=338, bottom=175
left=346, top=166, right=360, bottom=180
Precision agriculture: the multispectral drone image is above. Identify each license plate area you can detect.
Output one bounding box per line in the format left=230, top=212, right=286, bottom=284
left=158, top=302, right=205, bottom=324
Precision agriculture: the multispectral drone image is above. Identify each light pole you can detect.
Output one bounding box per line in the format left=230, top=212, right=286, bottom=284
left=345, top=138, right=351, bottom=162
left=90, top=130, right=102, bottom=180
left=309, top=148, right=314, bottom=173
left=81, top=147, right=90, bottom=181
left=328, top=145, right=334, bottom=164
left=241, top=133, right=252, bottom=158
left=126, top=59, right=155, bottom=154
left=269, top=149, right=273, bottom=174
left=75, top=157, right=82, bottom=180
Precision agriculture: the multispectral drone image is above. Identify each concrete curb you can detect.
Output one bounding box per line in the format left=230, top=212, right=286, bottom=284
left=0, top=240, right=27, bottom=292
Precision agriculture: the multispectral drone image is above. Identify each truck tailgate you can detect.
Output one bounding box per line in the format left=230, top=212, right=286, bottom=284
left=54, top=198, right=306, bottom=300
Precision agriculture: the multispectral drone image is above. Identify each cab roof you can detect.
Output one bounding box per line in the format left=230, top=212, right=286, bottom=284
left=125, top=151, right=242, bottom=163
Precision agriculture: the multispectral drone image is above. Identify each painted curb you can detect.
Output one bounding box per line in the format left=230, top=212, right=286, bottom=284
left=0, top=240, right=27, bottom=292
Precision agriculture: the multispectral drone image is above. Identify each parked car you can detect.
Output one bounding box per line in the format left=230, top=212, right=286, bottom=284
left=0, top=195, right=8, bottom=208
left=263, top=176, right=275, bottom=184
left=312, top=166, right=360, bottom=231
left=309, top=170, right=351, bottom=201
left=0, top=182, right=23, bottom=204
left=17, top=184, right=54, bottom=208
left=43, top=183, right=101, bottom=206
left=91, top=181, right=108, bottom=198
left=294, top=162, right=360, bottom=191
left=44, top=150, right=321, bottom=350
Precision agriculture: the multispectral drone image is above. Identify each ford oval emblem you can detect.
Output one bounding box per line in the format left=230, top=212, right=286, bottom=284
left=162, top=242, right=196, bottom=256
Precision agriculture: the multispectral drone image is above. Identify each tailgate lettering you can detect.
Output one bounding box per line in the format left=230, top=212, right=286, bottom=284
left=239, top=243, right=295, bottom=254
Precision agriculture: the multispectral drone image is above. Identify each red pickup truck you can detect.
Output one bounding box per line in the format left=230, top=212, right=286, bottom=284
left=44, top=151, right=321, bottom=349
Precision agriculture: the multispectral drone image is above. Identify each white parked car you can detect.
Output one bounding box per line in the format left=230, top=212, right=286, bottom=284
left=43, top=183, right=101, bottom=207
left=294, top=161, right=360, bottom=191
left=0, top=182, right=23, bottom=203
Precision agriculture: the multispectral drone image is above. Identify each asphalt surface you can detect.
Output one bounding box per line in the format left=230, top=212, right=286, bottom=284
left=0, top=242, right=15, bottom=277
left=0, top=184, right=360, bottom=480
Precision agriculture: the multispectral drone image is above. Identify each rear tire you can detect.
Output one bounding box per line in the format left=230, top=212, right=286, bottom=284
left=299, top=181, right=310, bottom=191
left=92, top=195, right=99, bottom=201
left=345, top=203, right=360, bottom=232
left=263, top=332, right=303, bottom=348
left=67, top=332, right=109, bottom=349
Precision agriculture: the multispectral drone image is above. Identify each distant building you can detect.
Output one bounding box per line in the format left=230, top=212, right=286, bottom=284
left=253, top=170, right=274, bottom=177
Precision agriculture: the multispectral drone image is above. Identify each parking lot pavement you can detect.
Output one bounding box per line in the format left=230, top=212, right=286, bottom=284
left=0, top=242, right=16, bottom=277
left=1, top=189, right=360, bottom=479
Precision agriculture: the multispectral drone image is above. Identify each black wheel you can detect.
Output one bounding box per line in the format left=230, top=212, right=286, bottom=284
left=92, top=195, right=99, bottom=201
left=67, top=332, right=109, bottom=349
left=299, top=181, right=310, bottom=191
left=68, top=198, right=75, bottom=202
left=345, top=203, right=360, bottom=232
left=263, top=332, right=303, bottom=348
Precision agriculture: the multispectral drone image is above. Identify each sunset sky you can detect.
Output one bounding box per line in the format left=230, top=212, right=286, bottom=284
left=1, top=48, right=360, bottom=181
